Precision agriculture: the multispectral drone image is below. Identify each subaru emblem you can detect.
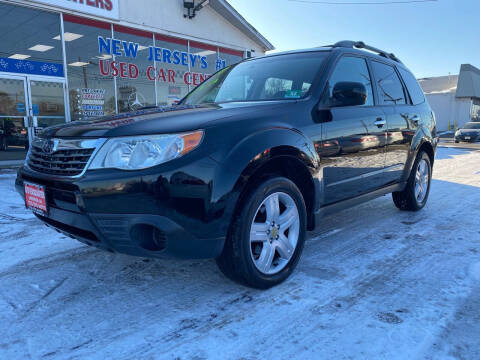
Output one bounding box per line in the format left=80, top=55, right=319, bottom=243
left=42, top=139, right=57, bottom=154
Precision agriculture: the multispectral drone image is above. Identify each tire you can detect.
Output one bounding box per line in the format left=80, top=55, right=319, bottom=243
left=216, top=177, right=307, bottom=289
left=392, top=151, right=432, bottom=211
left=455, top=140, right=459, bottom=143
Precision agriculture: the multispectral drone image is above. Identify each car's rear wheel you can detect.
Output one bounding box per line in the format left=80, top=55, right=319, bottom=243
left=216, top=177, right=306, bottom=289
left=392, top=151, right=432, bottom=211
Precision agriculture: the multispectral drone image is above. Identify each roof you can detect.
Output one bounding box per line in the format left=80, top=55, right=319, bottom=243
left=257, top=44, right=406, bottom=68
left=209, top=0, right=274, bottom=52
left=418, top=64, right=480, bottom=99
left=418, top=75, right=459, bottom=94
left=456, top=64, right=480, bottom=99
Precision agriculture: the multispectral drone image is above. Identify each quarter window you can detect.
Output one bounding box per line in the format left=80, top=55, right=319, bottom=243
left=324, top=56, right=374, bottom=107
left=398, top=67, right=425, bottom=105
left=371, top=61, right=406, bottom=105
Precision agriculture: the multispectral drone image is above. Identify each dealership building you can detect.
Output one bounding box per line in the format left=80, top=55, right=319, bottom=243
left=0, top=0, right=273, bottom=165
left=419, top=64, right=480, bottom=131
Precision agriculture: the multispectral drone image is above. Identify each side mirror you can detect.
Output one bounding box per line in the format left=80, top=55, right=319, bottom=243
left=332, top=82, right=367, bottom=107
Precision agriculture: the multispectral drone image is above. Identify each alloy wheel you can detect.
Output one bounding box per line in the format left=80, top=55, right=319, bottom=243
left=414, top=159, right=430, bottom=203
left=249, top=192, right=300, bottom=275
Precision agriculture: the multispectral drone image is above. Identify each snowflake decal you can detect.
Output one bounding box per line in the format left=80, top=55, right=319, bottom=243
left=40, top=64, right=60, bottom=74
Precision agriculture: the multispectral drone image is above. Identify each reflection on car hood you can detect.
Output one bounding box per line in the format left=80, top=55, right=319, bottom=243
left=39, top=102, right=288, bottom=138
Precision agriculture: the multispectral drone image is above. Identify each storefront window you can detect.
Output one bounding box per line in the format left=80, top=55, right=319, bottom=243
left=30, top=80, right=66, bottom=128
left=154, top=34, right=189, bottom=106
left=0, top=78, right=28, bottom=160
left=188, top=41, right=219, bottom=90
left=64, top=15, right=116, bottom=121
left=0, top=3, right=63, bottom=68
left=0, top=3, right=63, bottom=162
left=219, top=47, right=244, bottom=68
left=113, top=26, right=155, bottom=112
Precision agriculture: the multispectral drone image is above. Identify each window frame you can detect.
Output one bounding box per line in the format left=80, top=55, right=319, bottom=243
left=368, top=58, right=409, bottom=107
left=397, top=66, right=425, bottom=106
left=322, top=53, right=377, bottom=108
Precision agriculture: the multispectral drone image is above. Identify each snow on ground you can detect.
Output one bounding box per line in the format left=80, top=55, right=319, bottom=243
left=1, top=147, right=480, bottom=360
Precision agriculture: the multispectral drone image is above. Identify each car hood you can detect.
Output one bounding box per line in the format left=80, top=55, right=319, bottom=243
left=41, top=102, right=289, bottom=138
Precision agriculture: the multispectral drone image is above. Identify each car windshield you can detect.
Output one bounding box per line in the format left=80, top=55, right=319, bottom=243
left=181, top=52, right=329, bottom=105
left=464, top=123, right=480, bottom=129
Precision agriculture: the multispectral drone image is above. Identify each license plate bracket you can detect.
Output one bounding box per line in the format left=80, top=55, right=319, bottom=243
left=465, top=136, right=471, bottom=140
left=24, top=182, right=48, bottom=216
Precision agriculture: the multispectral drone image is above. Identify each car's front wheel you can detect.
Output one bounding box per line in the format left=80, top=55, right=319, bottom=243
left=216, top=177, right=306, bottom=289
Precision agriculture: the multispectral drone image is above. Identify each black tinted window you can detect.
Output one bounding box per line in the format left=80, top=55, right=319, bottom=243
left=371, top=61, right=406, bottom=105
left=325, top=56, right=374, bottom=106
left=399, top=67, right=425, bottom=105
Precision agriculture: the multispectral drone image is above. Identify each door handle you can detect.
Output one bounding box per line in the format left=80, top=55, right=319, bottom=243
left=374, top=118, right=386, bottom=128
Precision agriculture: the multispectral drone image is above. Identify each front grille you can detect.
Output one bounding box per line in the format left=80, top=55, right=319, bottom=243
left=27, top=138, right=103, bottom=177
left=28, top=146, right=94, bottom=176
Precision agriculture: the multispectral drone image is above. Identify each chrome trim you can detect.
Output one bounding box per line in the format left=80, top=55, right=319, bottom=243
left=326, top=163, right=404, bottom=188
left=26, top=137, right=107, bottom=179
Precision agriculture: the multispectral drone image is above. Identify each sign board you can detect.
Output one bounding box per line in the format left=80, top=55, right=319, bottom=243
left=0, top=57, right=64, bottom=77
left=77, top=88, right=106, bottom=119
left=31, top=0, right=119, bottom=20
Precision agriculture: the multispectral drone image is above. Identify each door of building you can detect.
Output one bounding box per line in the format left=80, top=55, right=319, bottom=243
left=0, top=74, right=67, bottom=164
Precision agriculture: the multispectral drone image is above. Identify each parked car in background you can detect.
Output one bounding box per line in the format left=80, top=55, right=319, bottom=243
left=16, top=41, right=437, bottom=289
left=0, top=119, right=29, bottom=151
left=455, top=122, right=480, bottom=143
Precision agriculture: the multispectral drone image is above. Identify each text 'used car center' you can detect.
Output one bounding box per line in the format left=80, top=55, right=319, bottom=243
left=0, top=0, right=273, bottom=165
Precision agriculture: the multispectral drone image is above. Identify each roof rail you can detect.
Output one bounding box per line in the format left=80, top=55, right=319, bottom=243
left=330, top=40, right=402, bottom=63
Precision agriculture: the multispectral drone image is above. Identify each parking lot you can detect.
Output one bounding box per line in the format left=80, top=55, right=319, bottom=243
left=1, top=146, right=480, bottom=360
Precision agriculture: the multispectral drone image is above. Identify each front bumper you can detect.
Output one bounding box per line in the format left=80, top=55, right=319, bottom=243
left=455, top=134, right=479, bottom=142
left=15, top=158, right=231, bottom=259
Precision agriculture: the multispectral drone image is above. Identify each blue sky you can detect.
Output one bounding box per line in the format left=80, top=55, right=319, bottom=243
left=228, top=0, right=476, bottom=78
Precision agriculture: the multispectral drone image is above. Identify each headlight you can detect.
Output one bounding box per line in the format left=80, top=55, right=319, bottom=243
left=89, top=130, right=203, bottom=170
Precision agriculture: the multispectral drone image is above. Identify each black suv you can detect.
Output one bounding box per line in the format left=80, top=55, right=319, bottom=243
left=16, top=41, right=437, bottom=288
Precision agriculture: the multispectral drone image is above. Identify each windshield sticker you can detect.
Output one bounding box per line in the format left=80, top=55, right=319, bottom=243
left=285, top=90, right=302, bottom=99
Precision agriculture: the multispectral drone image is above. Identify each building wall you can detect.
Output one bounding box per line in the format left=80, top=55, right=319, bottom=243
left=9, top=0, right=265, bottom=55
left=118, top=0, right=265, bottom=55
left=426, top=93, right=472, bottom=131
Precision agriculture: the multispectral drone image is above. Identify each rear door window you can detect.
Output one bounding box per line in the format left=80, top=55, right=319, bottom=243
left=398, top=67, right=425, bottom=105
left=371, top=61, right=406, bottom=105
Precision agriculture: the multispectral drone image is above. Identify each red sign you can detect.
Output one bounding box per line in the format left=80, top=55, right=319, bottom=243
left=24, top=182, right=48, bottom=215
left=99, top=60, right=210, bottom=86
